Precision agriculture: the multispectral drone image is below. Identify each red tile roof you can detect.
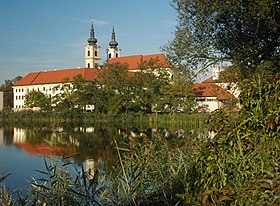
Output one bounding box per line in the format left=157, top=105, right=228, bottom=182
left=202, top=76, right=215, bottom=83
left=194, top=83, right=236, bottom=100
left=15, top=143, right=65, bottom=157
left=203, top=68, right=241, bottom=83
left=15, top=68, right=101, bottom=86
left=14, top=54, right=171, bottom=86
left=107, top=53, right=171, bottom=70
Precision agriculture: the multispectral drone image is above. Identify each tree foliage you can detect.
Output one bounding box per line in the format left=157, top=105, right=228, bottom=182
left=177, top=73, right=280, bottom=205
left=24, top=90, right=51, bottom=112
left=0, top=76, right=22, bottom=109
left=163, top=0, right=280, bottom=78
left=23, top=60, right=194, bottom=116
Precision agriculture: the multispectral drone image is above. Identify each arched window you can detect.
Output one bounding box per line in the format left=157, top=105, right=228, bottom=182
left=109, top=53, right=112, bottom=59
left=88, top=51, right=90, bottom=56
left=87, top=63, right=90, bottom=68
left=95, top=51, right=98, bottom=57
left=116, top=53, right=118, bottom=58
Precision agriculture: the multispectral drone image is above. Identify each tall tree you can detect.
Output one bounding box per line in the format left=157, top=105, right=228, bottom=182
left=163, top=0, right=280, bottom=78
left=0, top=76, right=22, bottom=109
left=97, top=62, right=135, bottom=116
left=24, top=90, right=51, bottom=112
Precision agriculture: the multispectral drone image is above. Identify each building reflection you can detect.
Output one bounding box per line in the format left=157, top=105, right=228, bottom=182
left=13, top=128, right=26, bottom=143
left=1, top=126, right=212, bottom=176
left=0, top=128, right=3, bottom=145
left=9, top=127, right=119, bottom=171
left=85, top=158, right=101, bottom=180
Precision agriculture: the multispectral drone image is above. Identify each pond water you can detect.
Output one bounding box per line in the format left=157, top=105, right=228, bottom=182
left=0, top=125, right=207, bottom=193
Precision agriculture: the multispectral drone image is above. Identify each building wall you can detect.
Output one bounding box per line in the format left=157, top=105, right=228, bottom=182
left=0, top=91, right=3, bottom=111
left=195, top=97, right=223, bottom=112
left=84, top=45, right=101, bottom=68
left=13, top=83, right=67, bottom=111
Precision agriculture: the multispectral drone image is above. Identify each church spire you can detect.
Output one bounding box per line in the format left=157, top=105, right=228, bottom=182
left=87, top=20, right=97, bottom=46
left=85, top=19, right=100, bottom=68
left=107, top=25, right=121, bottom=60
left=109, top=26, right=118, bottom=49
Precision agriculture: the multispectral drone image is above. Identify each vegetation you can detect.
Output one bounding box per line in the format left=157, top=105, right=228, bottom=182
left=1, top=0, right=279, bottom=205
left=0, top=76, right=278, bottom=205
left=163, top=0, right=280, bottom=79
left=0, top=76, right=22, bottom=109
left=0, top=76, right=279, bottom=206
left=19, top=59, right=195, bottom=118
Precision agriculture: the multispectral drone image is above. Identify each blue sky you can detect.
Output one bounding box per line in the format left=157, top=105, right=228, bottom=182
left=0, top=0, right=177, bottom=85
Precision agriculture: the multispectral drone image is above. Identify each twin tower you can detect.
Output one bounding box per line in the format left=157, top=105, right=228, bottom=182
left=84, top=21, right=121, bottom=68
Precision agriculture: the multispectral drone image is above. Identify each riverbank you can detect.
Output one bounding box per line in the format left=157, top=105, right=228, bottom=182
left=1, top=75, right=279, bottom=206
left=0, top=110, right=208, bottom=129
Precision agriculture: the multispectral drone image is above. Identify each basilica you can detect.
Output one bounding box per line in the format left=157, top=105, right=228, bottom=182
left=13, top=22, right=171, bottom=111
left=13, top=22, right=238, bottom=112
left=84, top=21, right=121, bottom=68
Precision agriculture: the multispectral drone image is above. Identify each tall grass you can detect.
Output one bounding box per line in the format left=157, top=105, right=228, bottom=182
left=0, top=111, right=207, bottom=130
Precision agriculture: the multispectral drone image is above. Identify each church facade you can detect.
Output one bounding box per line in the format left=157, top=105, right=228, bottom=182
left=13, top=22, right=171, bottom=111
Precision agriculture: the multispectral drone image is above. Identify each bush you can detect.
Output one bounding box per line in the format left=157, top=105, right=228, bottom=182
left=180, top=75, right=280, bottom=205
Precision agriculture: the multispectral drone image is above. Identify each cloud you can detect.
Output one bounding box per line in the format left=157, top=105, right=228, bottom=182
left=70, top=17, right=110, bottom=26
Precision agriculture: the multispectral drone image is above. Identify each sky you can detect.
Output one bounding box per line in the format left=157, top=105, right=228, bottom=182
left=0, top=0, right=177, bottom=85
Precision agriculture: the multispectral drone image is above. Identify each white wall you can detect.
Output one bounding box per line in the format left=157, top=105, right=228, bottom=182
left=13, top=83, right=65, bottom=111
left=0, top=91, right=3, bottom=111
left=195, top=97, right=223, bottom=112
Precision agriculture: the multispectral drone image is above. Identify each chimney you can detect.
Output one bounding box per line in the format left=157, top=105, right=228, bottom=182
left=212, top=66, right=221, bottom=81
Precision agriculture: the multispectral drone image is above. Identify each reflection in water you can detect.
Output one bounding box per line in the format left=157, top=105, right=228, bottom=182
left=0, top=128, right=3, bottom=144
left=9, top=127, right=120, bottom=168
left=0, top=125, right=210, bottom=191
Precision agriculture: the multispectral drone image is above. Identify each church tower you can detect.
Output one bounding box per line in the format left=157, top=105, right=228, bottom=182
left=85, top=21, right=101, bottom=68
left=107, top=26, right=121, bottom=60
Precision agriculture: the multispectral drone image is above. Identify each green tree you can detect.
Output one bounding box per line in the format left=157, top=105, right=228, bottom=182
left=97, top=62, right=134, bottom=116
left=0, top=76, right=22, bottom=109
left=128, top=58, right=172, bottom=113
left=52, top=80, right=77, bottom=113
left=71, top=75, right=99, bottom=112
left=163, top=0, right=280, bottom=78
left=24, top=90, right=51, bottom=111
left=160, top=70, right=195, bottom=114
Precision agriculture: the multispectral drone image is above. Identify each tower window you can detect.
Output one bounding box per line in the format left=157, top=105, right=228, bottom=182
left=109, top=53, right=112, bottom=59
left=95, top=51, right=98, bottom=57
left=116, top=53, right=118, bottom=58
left=87, top=63, right=90, bottom=68
left=88, top=51, right=90, bottom=56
